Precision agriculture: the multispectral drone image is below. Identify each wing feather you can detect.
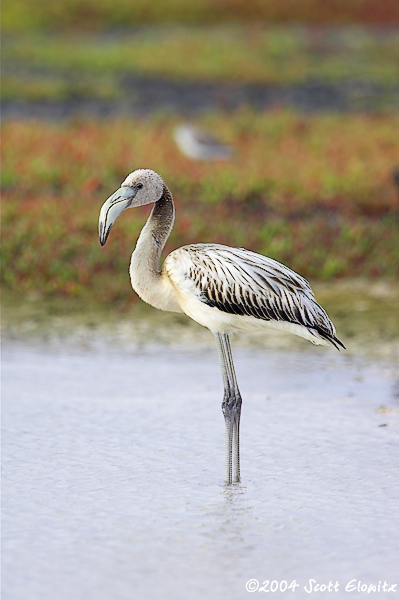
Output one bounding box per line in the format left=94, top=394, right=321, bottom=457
left=165, top=243, right=344, bottom=348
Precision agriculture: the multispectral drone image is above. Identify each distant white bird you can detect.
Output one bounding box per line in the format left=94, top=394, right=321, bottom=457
left=99, top=169, right=344, bottom=485
left=173, top=124, right=233, bottom=160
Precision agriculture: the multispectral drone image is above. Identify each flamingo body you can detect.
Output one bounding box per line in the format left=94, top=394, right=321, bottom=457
left=99, top=168, right=344, bottom=484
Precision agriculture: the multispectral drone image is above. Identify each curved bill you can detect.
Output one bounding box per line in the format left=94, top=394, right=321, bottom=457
left=99, top=186, right=137, bottom=246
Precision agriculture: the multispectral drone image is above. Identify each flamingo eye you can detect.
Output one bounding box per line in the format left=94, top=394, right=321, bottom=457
left=137, top=183, right=143, bottom=189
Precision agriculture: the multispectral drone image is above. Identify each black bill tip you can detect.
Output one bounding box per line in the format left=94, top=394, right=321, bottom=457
left=99, top=222, right=111, bottom=246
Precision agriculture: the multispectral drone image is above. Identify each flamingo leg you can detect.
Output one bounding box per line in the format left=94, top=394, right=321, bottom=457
left=215, top=333, right=242, bottom=485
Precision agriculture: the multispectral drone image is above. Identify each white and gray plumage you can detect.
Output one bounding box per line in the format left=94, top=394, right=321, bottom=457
left=99, top=169, right=344, bottom=485
left=173, top=124, right=233, bottom=160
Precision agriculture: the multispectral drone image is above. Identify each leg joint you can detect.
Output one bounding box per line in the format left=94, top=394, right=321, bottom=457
left=222, top=391, right=242, bottom=420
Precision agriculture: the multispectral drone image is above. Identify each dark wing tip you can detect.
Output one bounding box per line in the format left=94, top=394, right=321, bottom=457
left=334, top=336, right=346, bottom=351
left=312, top=325, right=346, bottom=351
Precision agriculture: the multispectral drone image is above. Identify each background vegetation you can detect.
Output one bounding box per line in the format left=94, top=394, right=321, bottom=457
left=3, top=26, right=399, bottom=103
left=2, top=0, right=399, bottom=340
left=2, top=111, right=398, bottom=311
left=3, top=0, right=399, bottom=31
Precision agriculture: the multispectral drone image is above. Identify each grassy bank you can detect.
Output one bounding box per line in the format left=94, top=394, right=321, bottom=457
left=2, top=280, right=399, bottom=359
left=2, top=111, right=398, bottom=314
left=3, top=26, right=399, bottom=102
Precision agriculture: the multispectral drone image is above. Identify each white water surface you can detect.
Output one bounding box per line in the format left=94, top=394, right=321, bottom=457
left=2, top=339, right=399, bottom=599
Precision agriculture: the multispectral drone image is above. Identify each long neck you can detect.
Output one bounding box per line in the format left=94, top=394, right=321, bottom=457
left=129, top=185, right=175, bottom=307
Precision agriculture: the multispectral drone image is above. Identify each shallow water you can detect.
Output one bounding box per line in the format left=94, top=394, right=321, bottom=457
left=2, top=340, right=399, bottom=599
